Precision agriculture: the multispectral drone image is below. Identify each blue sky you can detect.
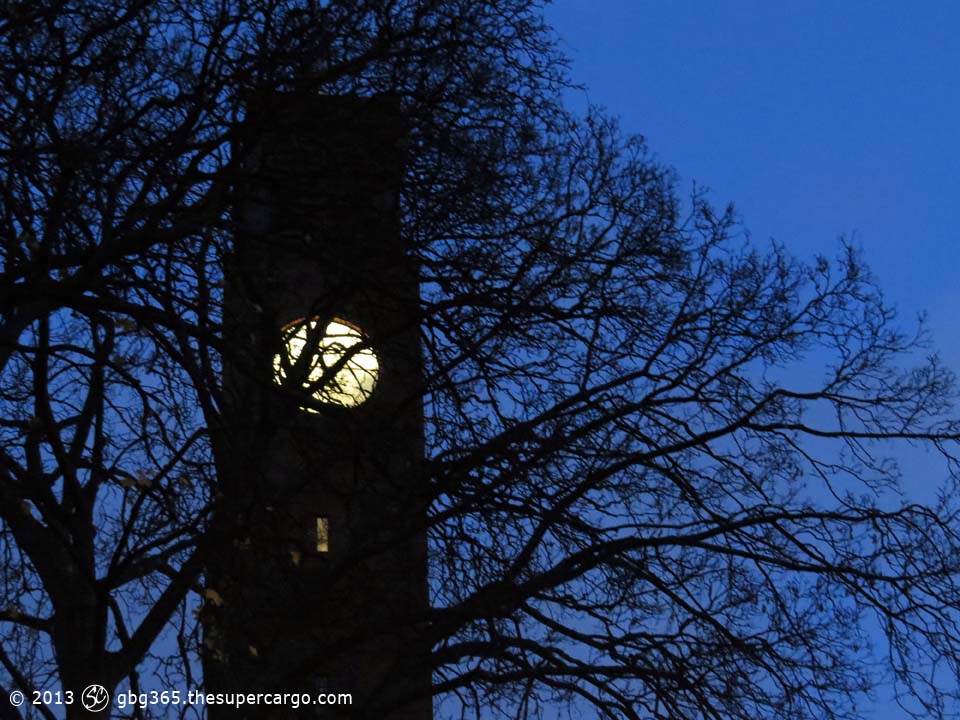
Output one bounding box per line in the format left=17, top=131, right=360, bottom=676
left=546, top=0, right=958, bottom=365
left=545, top=2, right=959, bottom=718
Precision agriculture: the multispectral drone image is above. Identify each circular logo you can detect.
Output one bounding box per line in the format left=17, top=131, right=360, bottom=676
left=81, top=685, right=110, bottom=712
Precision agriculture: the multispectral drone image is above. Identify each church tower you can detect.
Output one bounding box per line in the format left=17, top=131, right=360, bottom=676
left=206, top=92, right=431, bottom=720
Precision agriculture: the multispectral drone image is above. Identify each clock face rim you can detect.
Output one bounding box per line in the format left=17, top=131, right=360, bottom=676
left=273, top=315, right=379, bottom=411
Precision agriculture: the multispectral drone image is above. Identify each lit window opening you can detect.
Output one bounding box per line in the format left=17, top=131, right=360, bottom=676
left=316, top=516, right=330, bottom=553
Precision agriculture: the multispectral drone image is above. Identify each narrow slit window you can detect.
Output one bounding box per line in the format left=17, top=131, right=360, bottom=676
left=316, top=517, right=330, bottom=553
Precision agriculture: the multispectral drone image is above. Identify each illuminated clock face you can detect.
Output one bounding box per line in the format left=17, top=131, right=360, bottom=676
left=273, top=317, right=379, bottom=409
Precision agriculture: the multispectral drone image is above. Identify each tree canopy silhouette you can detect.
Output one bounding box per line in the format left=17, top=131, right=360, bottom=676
left=2, top=1, right=960, bottom=719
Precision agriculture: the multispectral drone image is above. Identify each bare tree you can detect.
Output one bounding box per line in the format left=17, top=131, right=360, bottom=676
left=2, top=1, right=960, bottom=719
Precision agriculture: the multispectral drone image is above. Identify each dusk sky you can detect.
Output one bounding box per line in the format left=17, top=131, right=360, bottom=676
left=546, top=2, right=959, bottom=718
